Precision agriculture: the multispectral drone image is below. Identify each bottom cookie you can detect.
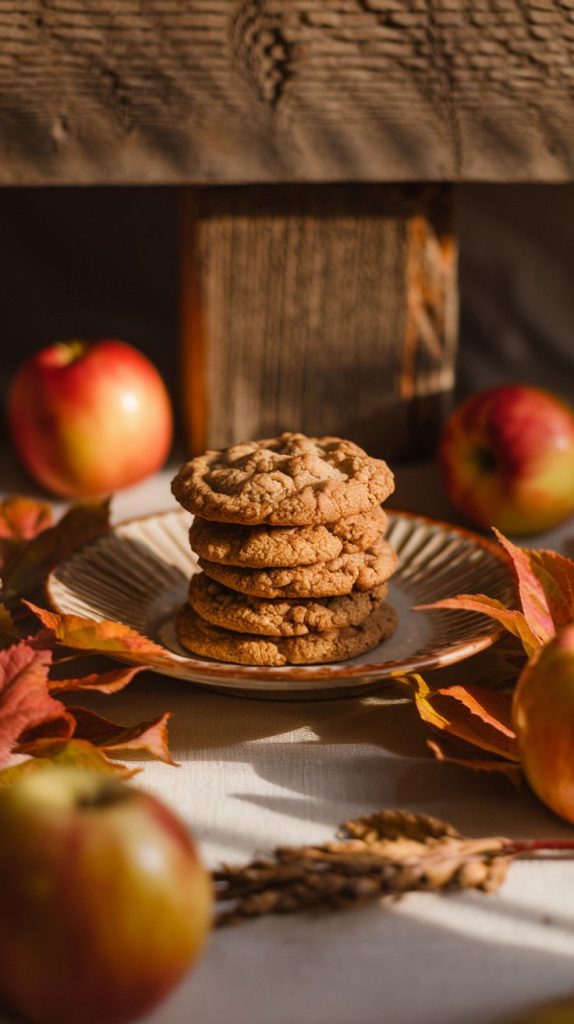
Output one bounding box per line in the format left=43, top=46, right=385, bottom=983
left=176, top=602, right=397, bottom=667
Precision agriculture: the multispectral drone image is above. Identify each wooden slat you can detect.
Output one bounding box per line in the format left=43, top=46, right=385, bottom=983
left=180, top=184, right=457, bottom=459
left=2, top=1, right=574, bottom=184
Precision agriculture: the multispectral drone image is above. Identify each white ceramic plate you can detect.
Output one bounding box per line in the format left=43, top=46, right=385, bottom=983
left=46, top=509, right=513, bottom=699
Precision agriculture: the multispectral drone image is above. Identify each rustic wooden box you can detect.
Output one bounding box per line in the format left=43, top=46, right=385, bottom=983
left=3, top=1, right=572, bottom=456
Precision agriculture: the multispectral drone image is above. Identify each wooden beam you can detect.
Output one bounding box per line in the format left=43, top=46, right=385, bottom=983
left=2, top=1, right=574, bottom=185
left=180, top=184, right=457, bottom=460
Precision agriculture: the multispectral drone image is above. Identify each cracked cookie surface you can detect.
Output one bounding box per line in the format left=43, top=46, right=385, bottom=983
left=188, top=572, right=389, bottom=636
left=172, top=433, right=394, bottom=525
left=188, top=506, right=388, bottom=568
left=176, top=602, right=397, bottom=666
left=199, top=538, right=398, bottom=599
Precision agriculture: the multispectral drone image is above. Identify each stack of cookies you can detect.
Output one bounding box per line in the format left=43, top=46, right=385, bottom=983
left=171, top=433, right=398, bottom=667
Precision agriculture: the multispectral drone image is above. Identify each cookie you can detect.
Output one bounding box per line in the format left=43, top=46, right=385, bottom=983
left=188, top=572, right=389, bottom=636
left=198, top=538, right=398, bottom=599
left=188, top=506, right=388, bottom=568
left=176, top=602, right=397, bottom=666
left=171, top=433, right=394, bottom=525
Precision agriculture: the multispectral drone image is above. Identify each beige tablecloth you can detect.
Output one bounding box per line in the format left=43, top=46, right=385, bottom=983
left=2, top=453, right=574, bottom=1024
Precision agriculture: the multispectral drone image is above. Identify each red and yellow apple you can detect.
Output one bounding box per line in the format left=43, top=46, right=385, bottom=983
left=513, top=626, right=574, bottom=823
left=440, top=385, right=574, bottom=535
left=8, top=339, right=173, bottom=498
left=0, top=768, right=213, bottom=1024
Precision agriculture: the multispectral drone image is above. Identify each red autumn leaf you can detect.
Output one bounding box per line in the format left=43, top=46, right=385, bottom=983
left=419, top=530, right=574, bottom=658
left=49, top=664, right=145, bottom=696
left=2, top=499, right=110, bottom=606
left=493, top=529, right=574, bottom=641
left=26, top=603, right=173, bottom=668
left=68, top=706, right=177, bottom=766
left=0, top=642, right=74, bottom=768
left=2, top=740, right=139, bottom=783
left=18, top=712, right=77, bottom=747
left=519, top=547, right=574, bottom=632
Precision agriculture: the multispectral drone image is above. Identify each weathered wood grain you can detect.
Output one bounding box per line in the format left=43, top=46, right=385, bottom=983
left=2, top=1, right=574, bottom=184
left=181, top=184, right=457, bottom=459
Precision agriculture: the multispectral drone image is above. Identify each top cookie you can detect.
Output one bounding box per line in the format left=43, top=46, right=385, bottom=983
left=171, top=433, right=394, bottom=526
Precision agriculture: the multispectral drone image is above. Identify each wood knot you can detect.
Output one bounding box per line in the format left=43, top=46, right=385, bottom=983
left=232, top=0, right=291, bottom=108
left=50, top=116, right=69, bottom=149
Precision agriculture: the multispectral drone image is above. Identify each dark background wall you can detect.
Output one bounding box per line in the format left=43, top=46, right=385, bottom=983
left=0, top=185, right=572, bottom=449
left=0, top=188, right=180, bottom=435
left=459, top=186, right=574, bottom=404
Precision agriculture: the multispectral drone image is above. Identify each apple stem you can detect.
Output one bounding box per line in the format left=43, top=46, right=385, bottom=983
left=503, top=838, right=574, bottom=855
left=53, top=340, right=88, bottom=366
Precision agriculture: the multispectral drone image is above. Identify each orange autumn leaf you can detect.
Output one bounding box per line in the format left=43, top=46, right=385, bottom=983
left=49, top=664, right=146, bottom=696
left=404, top=532, right=574, bottom=781
left=421, top=595, right=540, bottom=658
left=0, top=642, right=74, bottom=768
left=3, top=740, right=139, bottom=783
left=399, top=671, right=519, bottom=774
left=67, top=706, right=177, bottom=766
left=0, top=496, right=53, bottom=578
left=0, top=496, right=53, bottom=550
left=26, top=603, right=172, bottom=668
left=426, top=738, right=522, bottom=788
left=428, top=688, right=518, bottom=761
left=0, top=496, right=53, bottom=540
left=401, top=674, right=520, bottom=763
left=443, top=683, right=515, bottom=736
left=2, top=499, right=110, bottom=607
